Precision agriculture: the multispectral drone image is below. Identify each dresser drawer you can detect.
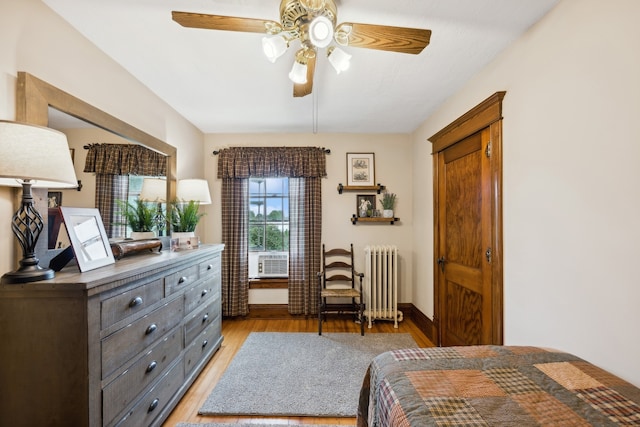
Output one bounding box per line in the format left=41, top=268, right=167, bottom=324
left=198, top=255, right=220, bottom=280
left=164, top=264, right=199, bottom=296
left=103, top=327, right=182, bottom=426
left=102, top=297, right=183, bottom=379
left=184, top=321, right=221, bottom=376
left=184, top=297, right=220, bottom=345
left=113, top=358, right=184, bottom=427
left=101, top=278, right=164, bottom=329
left=184, top=278, right=217, bottom=315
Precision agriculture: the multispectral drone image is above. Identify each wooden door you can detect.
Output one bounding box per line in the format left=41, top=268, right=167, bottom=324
left=430, top=92, right=504, bottom=346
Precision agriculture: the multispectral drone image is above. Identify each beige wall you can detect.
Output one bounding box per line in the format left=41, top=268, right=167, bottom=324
left=0, top=0, right=204, bottom=273
left=412, top=0, right=640, bottom=386
left=202, top=133, right=415, bottom=304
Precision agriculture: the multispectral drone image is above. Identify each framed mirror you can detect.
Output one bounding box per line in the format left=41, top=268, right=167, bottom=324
left=16, top=71, right=177, bottom=266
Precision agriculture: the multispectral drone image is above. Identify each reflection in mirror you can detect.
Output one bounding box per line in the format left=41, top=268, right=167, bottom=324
left=48, top=110, right=168, bottom=243
left=16, top=72, right=177, bottom=266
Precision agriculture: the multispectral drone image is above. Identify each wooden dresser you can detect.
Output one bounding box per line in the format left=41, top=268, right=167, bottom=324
left=0, top=243, right=224, bottom=427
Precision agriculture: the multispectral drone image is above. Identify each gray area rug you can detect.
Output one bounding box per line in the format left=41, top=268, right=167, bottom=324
left=176, top=424, right=345, bottom=427
left=199, top=332, right=418, bottom=417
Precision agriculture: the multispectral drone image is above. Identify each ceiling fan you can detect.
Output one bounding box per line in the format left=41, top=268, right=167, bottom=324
left=172, top=0, right=431, bottom=98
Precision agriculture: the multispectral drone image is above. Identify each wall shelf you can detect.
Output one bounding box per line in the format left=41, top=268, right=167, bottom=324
left=351, top=215, right=399, bottom=225
left=337, top=183, right=385, bottom=194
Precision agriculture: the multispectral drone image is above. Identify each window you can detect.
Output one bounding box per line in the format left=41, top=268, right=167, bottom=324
left=248, top=177, right=289, bottom=278
left=118, top=175, right=165, bottom=237
left=127, top=175, right=145, bottom=202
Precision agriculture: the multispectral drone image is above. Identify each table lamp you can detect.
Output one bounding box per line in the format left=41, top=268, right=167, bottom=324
left=176, top=179, right=212, bottom=205
left=0, top=121, right=78, bottom=284
left=139, top=177, right=167, bottom=236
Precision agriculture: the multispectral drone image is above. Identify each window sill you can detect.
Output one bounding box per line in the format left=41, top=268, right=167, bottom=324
left=249, top=278, right=288, bottom=289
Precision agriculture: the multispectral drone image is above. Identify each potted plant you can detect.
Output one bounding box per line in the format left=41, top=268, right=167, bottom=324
left=115, top=199, right=156, bottom=239
left=380, top=191, right=397, bottom=218
left=169, top=199, right=206, bottom=238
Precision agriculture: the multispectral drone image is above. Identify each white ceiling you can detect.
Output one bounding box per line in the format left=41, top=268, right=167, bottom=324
left=42, top=0, right=559, bottom=134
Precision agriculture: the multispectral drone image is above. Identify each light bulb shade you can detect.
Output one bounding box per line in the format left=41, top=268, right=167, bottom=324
left=139, top=177, right=167, bottom=202
left=289, top=60, right=308, bottom=84
left=0, top=120, right=77, bottom=188
left=309, top=16, right=334, bottom=48
left=177, top=179, right=211, bottom=205
left=262, top=36, right=288, bottom=63
left=327, top=46, right=352, bottom=74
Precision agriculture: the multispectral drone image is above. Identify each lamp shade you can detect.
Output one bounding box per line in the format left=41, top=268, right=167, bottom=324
left=309, top=16, right=334, bottom=48
left=262, top=36, right=288, bottom=63
left=139, top=177, right=167, bottom=202
left=289, top=59, right=308, bottom=84
left=177, top=179, right=211, bottom=205
left=0, top=120, right=77, bottom=188
left=327, top=46, right=352, bottom=74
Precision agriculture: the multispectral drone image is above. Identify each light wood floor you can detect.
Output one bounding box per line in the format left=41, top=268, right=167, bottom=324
left=162, top=316, right=433, bottom=426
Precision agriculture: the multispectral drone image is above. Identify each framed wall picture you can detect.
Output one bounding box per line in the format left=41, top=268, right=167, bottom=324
left=357, top=194, right=376, bottom=217
left=48, top=191, right=62, bottom=208
left=60, top=207, right=115, bottom=272
left=346, top=152, right=375, bottom=186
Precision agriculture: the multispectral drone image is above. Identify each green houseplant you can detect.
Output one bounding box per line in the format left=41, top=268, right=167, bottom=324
left=115, top=199, right=156, bottom=238
left=169, top=199, right=205, bottom=234
left=380, top=191, right=397, bottom=218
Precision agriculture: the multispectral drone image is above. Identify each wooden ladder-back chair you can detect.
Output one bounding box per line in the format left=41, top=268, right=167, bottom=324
left=318, top=244, right=365, bottom=336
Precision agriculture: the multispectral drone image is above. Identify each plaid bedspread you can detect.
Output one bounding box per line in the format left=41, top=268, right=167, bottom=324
left=356, top=345, right=640, bottom=426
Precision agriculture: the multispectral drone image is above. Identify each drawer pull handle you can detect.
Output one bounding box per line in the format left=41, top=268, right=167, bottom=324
left=202, top=314, right=209, bottom=323
left=201, top=289, right=208, bottom=297
left=207, top=264, right=213, bottom=270
left=129, top=296, right=143, bottom=308
left=202, top=339, right=208, bottom=348
left=146, top=360, right=157, bottom=373
left=148, top=398, right=159, bottom=413
left=145, top=323, right=158, bottom=335
left=178, top=276, right=187, bottom=284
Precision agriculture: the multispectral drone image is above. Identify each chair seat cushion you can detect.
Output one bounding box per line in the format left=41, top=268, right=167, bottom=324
left=321, top=288, right=361, bottom=298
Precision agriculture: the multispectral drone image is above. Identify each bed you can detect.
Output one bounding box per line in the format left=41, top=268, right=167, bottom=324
left=357, top=345, right=640, bottom=426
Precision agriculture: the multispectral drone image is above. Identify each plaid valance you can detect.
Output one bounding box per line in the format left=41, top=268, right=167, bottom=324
left=216, top=147, right=327, bottom=178
left=84, top=143, right=166, bottom=176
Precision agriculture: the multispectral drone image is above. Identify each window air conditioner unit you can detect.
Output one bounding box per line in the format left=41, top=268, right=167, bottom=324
left=258, top=254, right=289, bottom=277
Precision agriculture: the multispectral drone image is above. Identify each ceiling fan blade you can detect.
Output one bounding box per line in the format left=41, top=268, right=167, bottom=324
left=172, top=11, right=280, bottom=34
left=336, top=22, right=431, bottom=54
left=293, top=54, right=316, bottom=98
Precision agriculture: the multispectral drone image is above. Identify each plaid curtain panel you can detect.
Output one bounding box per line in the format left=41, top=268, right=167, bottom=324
left=95, top=174, right=128, bottom=238
left=220, top=178, right=249, bottom=317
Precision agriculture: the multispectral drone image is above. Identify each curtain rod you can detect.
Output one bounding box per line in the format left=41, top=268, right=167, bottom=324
left=212, top=147, right=330, bottom=155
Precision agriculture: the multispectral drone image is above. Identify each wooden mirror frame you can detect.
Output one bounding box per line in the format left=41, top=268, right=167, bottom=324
left=15, top=71, right=177, bottom=265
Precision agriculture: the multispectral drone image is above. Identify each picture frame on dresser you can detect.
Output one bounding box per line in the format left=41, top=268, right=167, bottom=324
left=60, top=206, right=115, bottom=272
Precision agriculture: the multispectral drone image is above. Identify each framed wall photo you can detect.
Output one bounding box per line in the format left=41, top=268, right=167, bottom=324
left=60, top=207, right=115, bottom=272
left=346, top=152, right=375, bottom=186
left=48, top=191, right=62, bottom=208
left=357, top=194, right=376, bottom=217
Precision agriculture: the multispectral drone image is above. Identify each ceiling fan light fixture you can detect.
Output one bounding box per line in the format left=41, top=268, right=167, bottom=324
left=299, top=0, right=326, bottom=12
left=327, top=46, right=351, bottom=74
left=289, top=59, right=308, bottom=84
left=262, top=36, right=288, bottom=63
left=334, top=24, right=352, bottom=46
left=309, top=16, right=334, bottom=48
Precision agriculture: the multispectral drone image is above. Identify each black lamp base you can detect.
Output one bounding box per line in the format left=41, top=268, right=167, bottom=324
left=1, top=264, right=55, bottom=284
left=1, top=180, right=56, bottom=285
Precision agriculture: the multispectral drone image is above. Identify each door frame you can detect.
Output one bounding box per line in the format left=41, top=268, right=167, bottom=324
left=429, top=91, right=506, bottom=346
